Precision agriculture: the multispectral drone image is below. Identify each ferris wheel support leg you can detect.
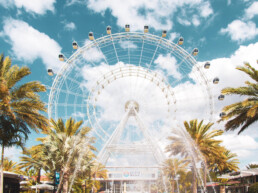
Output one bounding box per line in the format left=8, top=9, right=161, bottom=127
left=133, top=109, right=165, bottom=164
left=97, top=111, right=130, bottom=164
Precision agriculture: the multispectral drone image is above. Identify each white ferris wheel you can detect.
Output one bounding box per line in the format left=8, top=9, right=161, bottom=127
left=47, top=25, right=222, bottom=174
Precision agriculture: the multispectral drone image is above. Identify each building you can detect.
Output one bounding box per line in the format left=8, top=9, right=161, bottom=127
left=3, top=171, right=23, bottom=193
left=218, top=168, right=258, bottom=193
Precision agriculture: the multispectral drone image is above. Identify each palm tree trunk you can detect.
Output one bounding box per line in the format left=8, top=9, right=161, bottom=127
left=203, top=161, right=207, bottom=192
left=37, top=168, right=41, bottom=184
left=62, top=169, right=70, bottom=193
left=192, top=167, right=197, bottom=193
left=0, top=145, right=5, bottom=193
left=171, top=180, right=175, bottom=193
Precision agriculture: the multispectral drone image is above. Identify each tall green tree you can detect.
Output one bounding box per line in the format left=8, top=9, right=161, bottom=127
left=220, top=61, right=258, bottom=134
left=166, top=120, right=226, bottom=193
left=0, top=54, right=49, bottom=193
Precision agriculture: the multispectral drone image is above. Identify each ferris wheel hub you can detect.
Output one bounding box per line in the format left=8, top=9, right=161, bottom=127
left=125, top=100, right=139, bottom=116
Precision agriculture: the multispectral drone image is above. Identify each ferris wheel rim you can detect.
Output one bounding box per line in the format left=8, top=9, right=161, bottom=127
left=48, top=30, right=215, bottom=127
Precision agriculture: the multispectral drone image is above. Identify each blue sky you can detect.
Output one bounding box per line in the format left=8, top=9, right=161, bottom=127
left=0, top=0, right=258, bottom=169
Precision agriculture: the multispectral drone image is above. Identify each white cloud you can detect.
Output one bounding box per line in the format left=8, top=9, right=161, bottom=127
left=86, top=0, right=212, bottom=31
left=245, top=1, right=258, bottom=19
left=4, top=146, right=22, bottom=162
left=81, top=40, right=105, bottom=63
left=194, top=42, right=258, bottom=164
left=199, top=1, right=213, bottom=18
left=64, top=21, right=76, bottom=31
left=168, top=32, right=180, bottom=42
left=0, top=0, right=56, bottom=14
left=197, top=42, right=258, bottom=121
left=177, top=17, right=191, bottom=26
left=217, top=134, right=258, bottom=158
left=120, top=40, right=137, bottom=49
left=0, top=0, right=15, bottom=8
left=15, top=0, right=56, bottom=14
left=192, top=15, right=201, bottom=26
left=154, top=54, right=181, bottom=79
left=220, top=20, right=258, bottom=42
left=1, top=18, right=63, bottom=72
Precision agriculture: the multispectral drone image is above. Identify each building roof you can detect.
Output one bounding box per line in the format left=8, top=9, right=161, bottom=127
left=3, top=171, right=23, bottom=180
left=218, top=168, right=258, bottom=180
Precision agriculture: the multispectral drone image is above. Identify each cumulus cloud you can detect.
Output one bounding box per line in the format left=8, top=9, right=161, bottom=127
left=220, top=20, right=258, bottom=42
left=217, top=134, right=258, bottom=158
left=63, top=21, right=76, bottom=31
left=177, top=17, right=191, bottom=26
left=154, top=54, right=181, bottom=79
left=119, top=40, right=138, bottom=49
left=244, top=1, right=258, bottom=19
left=1, top=18, right=63, bottom=72
left=192, top=15, right=201, bottom=26
left=168, top=32, right=180, bottom=42
left=0, top=0, right=56, bottom=15
left=199, top=1, right=213, bottom=18
left=85, top=0, right=213, bottom=31
left=15, top=0, right=56, bottom=14
left=4, top=147, right=22, bottom=162
left=195, top=42, right=258, bottom=164
left=0, top=0, right=15, bottom=8
left=81, top=40, right=105, bottom=63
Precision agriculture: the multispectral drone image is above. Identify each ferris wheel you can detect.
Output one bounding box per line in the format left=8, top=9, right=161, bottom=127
left=47, top=25, right=221, bottom=168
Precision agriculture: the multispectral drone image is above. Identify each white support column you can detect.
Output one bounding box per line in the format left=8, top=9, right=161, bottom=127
left=98, top=110, right=130, bottom=164
left=133, top=109, right=165, bottom=164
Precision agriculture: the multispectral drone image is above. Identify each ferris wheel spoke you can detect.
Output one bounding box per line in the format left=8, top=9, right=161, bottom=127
left=148, top=42, right=161, bottom=70
left=94, top=40, right=112, bottom=71
left=138, top=38, right=145, bottom=66
left=111, top=35, right=120, bottom=64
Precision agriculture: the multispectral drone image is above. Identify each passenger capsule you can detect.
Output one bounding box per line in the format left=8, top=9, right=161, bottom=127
left=218, top=95, right=225, bottom=100
left=144, top=25, right=149, bottom=33
left=72, top=41, right=78, bottom=49
left=213, top=77, right=219, bottom=84
left=58, top=54, right=64, bottom=61
left=204, top=62, right=210, bottom=69
left=89, top=32, right=94, bottom=40
left=162, top=30, right=167, bottom=37
left=125, top=24, right=130, bottom=32
left=48, top=69, right=54, bottom=76
left=220, top=112, right=226, bottom=118
left=192, top=48, right=199, bottom=56
left=107, top=26, right=111, bottom=34
left=178, top=37, right=184, bottom=45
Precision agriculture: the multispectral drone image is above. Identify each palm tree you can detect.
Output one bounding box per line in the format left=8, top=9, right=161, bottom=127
left=0, top=115, right=29, bottom=192
left=220, top=61, right=258, bottom=134
left=90, top=162, right=107, bottom=192
left=19, top=146, right=46, bottom=183
left=162, top=158, right=188, bottom=193
left=166, top=119, right=225, bottom=193
left=2, top=158, right=21, bottom=174
left=246, top=164, right=258, bottom=169
left=0, top=54, right=49, bottom=193
left=209, top=148, right=239, bottom=175
left=37, top=118, right=96, bottom=193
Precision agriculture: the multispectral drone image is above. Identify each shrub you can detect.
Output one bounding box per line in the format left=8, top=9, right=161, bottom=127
left=248, top=182, right=258, bottom=193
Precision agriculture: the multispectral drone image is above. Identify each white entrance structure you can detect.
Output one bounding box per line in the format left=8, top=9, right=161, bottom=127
left=98, top=100, right=164, bottom=192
